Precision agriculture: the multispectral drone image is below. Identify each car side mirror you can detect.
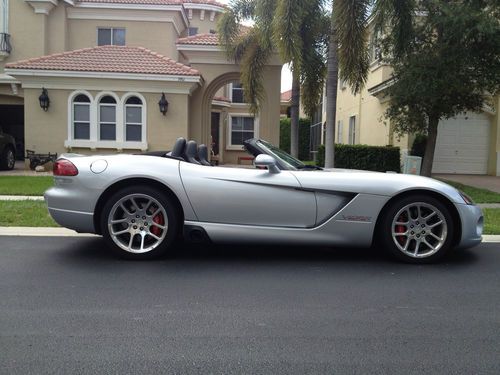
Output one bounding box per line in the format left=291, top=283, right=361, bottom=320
left=255, top=154, right=280, bottom=174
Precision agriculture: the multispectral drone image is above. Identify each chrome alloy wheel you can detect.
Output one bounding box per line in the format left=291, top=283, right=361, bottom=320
left=391, top=202, right=448, bottom=259
left=107, top=193, right=168, bottom=254
left=6, top=149, right=15, bottom=169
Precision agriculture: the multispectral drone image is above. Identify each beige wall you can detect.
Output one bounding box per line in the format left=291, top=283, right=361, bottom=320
left=335, top=64, right=406, bottom=148
left=22, top=83, right=191, bottom=155
left=186, top=9, right=219, bottom=35
left=68, top=19, right=179, bottom=60
left=189, top=63, right=282, bottom=164
left=2, top=1, right=47, bottom=71
left=0, top=93, right=23, bottom=105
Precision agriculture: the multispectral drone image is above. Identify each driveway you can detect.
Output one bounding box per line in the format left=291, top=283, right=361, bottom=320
left=1, top=237, right=499, bottom=374
left=433, top=174, right=500, bottom=193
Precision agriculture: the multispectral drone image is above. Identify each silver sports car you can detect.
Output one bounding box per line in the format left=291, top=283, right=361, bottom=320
left=45, top=137, right=483, bottom=263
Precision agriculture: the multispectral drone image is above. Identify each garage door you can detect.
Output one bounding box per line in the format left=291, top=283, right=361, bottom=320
left=432, top=112, right=490, bottom=174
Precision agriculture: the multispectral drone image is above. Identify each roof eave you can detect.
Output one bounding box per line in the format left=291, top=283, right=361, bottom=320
left=5, top=68, right=202, bottom=83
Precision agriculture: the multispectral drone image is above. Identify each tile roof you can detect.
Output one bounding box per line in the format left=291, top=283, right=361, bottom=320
left=77, top=0, right=226, bottom=7
left=6, top=45, right=200, bottom=76
left=177, top=33, right=220, bottom=46
left=281, top=89, right=292, bottom=102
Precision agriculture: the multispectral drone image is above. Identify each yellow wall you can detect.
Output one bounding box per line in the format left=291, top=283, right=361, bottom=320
left=335, top=63, right=412, bottom=151
left=187, top=9, right=220, bottom=35
left=22, top=84, right=190, bottom=155
left=189, top=63, right=282, bottom=164
left=68, top=19, right=179, bottom=60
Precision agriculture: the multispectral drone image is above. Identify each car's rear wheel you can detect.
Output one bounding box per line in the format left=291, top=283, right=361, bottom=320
left=101, top=186, right=179, bottom=259
left=380, top=195, right=454, bottom=263
left=0, top=146, right=15, bottom=170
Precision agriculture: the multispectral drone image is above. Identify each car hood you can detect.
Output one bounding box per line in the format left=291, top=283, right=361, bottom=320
left=291, top=169, right=465, bottom=204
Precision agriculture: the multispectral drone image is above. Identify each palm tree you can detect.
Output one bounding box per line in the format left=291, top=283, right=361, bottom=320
left=218, top=0, right=328, bottom=158
left=323, top=0, right=371, bottom=168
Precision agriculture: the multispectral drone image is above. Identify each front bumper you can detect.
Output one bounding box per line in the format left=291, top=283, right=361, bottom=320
left=456, top=203, right=483, bottom=249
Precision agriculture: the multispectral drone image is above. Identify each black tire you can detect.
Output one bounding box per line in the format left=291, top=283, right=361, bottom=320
left=379, top=194, right=455, bottom=264
left=0, top=146, right=15, bottom=170
left=100, top=185, right=180, bottom=260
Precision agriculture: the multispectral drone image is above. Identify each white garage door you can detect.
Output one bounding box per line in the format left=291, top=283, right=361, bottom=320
left=432, top=112, right=490, bottom=174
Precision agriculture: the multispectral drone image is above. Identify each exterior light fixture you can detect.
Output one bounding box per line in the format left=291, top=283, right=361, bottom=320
left=158, top=93, right=169, bottom=115
left=39, top=88, right=50, bottom=111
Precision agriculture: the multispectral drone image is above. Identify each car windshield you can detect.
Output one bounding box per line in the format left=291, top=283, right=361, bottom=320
left=255, top=139, right=305, bottom=170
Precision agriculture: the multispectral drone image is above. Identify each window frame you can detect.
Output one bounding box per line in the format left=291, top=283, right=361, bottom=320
left=226, top=113, right=259, bottom=150
left=229, top=82, right=245, bottom=104
left=337, top=120, right=343, bottom=144
left=72, top=94, right=92, bottom=141
left=123, top=95, right=146, bottom=143
left=348, top=116, right=356, bottom=145
left=97, top=27, right=126, bottom=46
left=98, top=95, right=118, bottom=141
left=65, top=91, right=147, bottom=151
left=188, top=27, right=198, bottom=36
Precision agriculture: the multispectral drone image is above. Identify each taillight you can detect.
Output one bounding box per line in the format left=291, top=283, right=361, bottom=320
left=53, top=159, right=79, bottom=176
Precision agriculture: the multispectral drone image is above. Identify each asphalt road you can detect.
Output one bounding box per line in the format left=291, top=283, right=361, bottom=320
left=0, top=237, right=499, bottom=374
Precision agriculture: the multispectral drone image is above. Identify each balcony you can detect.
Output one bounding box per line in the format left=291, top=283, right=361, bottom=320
left=0, top=32, right=11, bottom=59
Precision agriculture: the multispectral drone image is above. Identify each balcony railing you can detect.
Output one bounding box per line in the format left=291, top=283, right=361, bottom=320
left=0, top=32, right=11, bottom=54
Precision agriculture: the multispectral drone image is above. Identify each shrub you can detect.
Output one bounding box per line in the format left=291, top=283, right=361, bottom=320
left=317, top=144, right=401, bottom=172
left=279, top=118, right=311, bottom=161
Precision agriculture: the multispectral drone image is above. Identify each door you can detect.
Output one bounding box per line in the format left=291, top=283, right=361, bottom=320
left=210, top=112, right=220, bottom=156
left=432, top=113, right=490, bottom=174
left=180, top=163, right=317, bottom=228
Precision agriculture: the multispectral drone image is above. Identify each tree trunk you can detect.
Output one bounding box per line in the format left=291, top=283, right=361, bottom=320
left=324, top=32, right=338, bottom=168
left=290, top=72, right=300, bottom=158
left=421, top=115, right=439, bottom=177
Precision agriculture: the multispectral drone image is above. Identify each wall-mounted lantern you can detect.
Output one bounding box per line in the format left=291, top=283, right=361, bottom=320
left=158, top=93, right=169, bottom=115
left=39, top=88, right=50, bottom=111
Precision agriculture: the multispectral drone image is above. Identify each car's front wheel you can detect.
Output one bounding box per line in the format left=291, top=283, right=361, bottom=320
left=380, top=195, right=454, bottom=263
left=0, top=146, right=15, bottom=170
left=101, top=186, right=180, bottom=259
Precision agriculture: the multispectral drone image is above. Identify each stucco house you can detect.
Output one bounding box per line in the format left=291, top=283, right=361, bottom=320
left=0, top=0, right=282, bottom=165
left=334, top=30, right=500, bottom=176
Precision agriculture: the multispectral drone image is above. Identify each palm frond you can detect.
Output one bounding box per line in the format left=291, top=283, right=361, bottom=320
left=239, top=33, right=273, bottom=114
left=334, top=0, right=371, bottom=93
left=272, top=0, right=304, bottom=67
left=301, top=49, right=327, bottom=118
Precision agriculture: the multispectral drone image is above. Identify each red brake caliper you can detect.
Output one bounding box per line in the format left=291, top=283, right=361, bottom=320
left=151, top=213, right=164, bottom=236
left=395, top=214, right=406, bottom=245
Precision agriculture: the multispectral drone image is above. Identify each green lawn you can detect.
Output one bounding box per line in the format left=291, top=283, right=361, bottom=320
left=483, top=208, right=500, bottom=235
left=439, top=179, right=500, bottom=203
left=0, top=176, right=54, bottom=196
left=0, top=200, right=58, bottom=227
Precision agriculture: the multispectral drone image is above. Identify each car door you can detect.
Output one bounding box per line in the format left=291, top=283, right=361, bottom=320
left=180, top=162, right=316, bottom=228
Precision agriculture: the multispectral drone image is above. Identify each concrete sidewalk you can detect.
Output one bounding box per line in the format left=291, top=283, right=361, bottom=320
left=0, top=195, right=44, bottom=201
left=433, top=174, right=500, bottom=194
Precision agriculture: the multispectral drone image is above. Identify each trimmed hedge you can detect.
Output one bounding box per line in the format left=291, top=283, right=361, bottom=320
left=279, top=118, right=311, bottom=161
left=317, top=144, right=401, bottom=172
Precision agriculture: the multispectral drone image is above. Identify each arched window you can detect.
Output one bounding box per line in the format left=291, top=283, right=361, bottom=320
left=99, top=95, right=117, bottom=141
left=125, top=96, right=143, bottom=142
left=73, top=94, right=91, bottom=140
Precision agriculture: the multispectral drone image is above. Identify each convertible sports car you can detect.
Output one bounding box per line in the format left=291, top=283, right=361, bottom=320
left=45, top=137, right=483, bottom=263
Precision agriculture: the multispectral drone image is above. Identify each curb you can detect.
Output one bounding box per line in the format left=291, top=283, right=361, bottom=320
left=0, top=227, right=98, bottom=237
left=0, top=226, right=499, bottom=242
left=0, top=195, right=45, bottom=201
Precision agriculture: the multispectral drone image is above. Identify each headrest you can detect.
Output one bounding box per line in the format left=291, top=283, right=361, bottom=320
left=198, top=144, right=212, bottom=166
left=185, top=140, right=200, bottom=164
left=170, top=137, right=186, bottom=158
